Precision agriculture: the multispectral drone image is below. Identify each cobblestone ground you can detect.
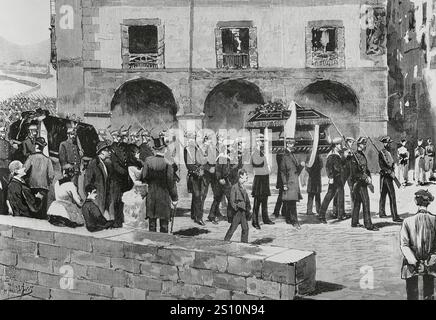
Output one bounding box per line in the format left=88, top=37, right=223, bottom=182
left=166, top=173, right=436, bottom=300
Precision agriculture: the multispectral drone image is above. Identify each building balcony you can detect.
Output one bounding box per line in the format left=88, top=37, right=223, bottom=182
left=128, top=53, right=159, bottom=69
left=222, top=53, right=250, bottom=69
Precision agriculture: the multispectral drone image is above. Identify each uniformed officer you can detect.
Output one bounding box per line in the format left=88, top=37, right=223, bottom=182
left=378, top=136, right=403, bottom=222
left=0, top=126, right=12, bottom=215
left=139, top=129, right=154, bottom=162
left=350, top=137, right=378, bottom=231
left=109, top=127, right=131, bottom=228
left=59, top=127, right=83, bottom=186
left=318, top=137, right=345, bottom=223
left=141, top=136, right=178, bottom=233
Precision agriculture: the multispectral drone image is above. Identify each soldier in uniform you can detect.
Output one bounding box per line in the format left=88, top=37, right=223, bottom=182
left=141, top=136, right=178, bottom=233
left=397, top=139, right=410, bottom=186
left=305, top=153, right=323, bottom=216
left=21, top=122, right=38, bottom=162
left=378, top=136, right=403, bottom=222
left=59, top=127, right=83, bottom=186
left=425, top=138, right=435, bottom=182
left=184, top=132, right=208, bottom=226
left=108, top=127, right=131, bottom=228
left=0, top=126, right=12, bottom=215
left=318, top=138, right=345, bottom=223
left=251, top=133, right=274, bottom=229
left=350, top=137, right=378, bottom=231
left=415, top=139, right=426, bottom=186
left=139, top=130, right=154, bottom=162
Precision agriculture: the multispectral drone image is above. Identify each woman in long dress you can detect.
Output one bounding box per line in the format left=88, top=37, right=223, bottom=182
left=122, top=145, right=148, bottom=228
left=47, top=165, right=84, bottom=228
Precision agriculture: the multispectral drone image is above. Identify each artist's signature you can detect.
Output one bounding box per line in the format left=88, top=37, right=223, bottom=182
left=0, top=276, right=33, bottom=300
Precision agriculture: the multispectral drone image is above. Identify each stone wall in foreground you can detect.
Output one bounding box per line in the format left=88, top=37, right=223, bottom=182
left=0, top=224, right=316, bottom=300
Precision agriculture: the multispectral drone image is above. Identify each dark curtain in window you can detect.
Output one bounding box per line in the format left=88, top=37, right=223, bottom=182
left=129, top=25, right=158, bottom=54
left=222, top=28, right=249, bottom=54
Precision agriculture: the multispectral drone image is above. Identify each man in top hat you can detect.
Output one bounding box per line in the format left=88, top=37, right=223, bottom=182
left=21, top=122, right=38, bottom=162
left=378, top=136, right=403, bottom=222
left=141, top=136, right=178, bottom=233
left=108, top=126, right=131, bottom=228
left=59, top=127, right=82, bottom=186
left=397, top=138, right=410, bottom=186
left=318, top=137, right=345, bottom=223
left=350, top=137, right=378, bottom=231
left=415, top=139, right=426, bottom=186
left=251, top=133, right=274, bottom=229
left=340, top=137, right=357, bottom=214
left=400, top=190, right=436, bottom=300
left=425, top=138, right=435, bottom=182
left=139, top=130, right=154, bottom=163
left=84, top=140, right=112, bottom=218
left=24, top=137, right=54, bottom=219
left=279, top=137, right=305, bottom=229
left=199, top=133, right=217, bottom=220
left=0, top=126, right=12, bottom=215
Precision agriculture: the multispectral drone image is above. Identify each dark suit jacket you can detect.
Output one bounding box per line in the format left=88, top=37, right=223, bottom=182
left=7, top=178, right=42, bottom=218
left=84, top=157, right=110, bottom=214
left=228, top=182, right=251, bottom=222
left=81, top=199, right=112, bottom=232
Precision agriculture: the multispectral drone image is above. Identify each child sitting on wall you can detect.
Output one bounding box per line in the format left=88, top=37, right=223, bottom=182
left=82, top=184, right=114, bottom=232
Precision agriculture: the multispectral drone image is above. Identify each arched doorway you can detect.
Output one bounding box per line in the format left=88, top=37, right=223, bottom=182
left=204, top=79, right=264, bottom=131
left=296, top=80, right=360, bottom=137
left=111, top=78, right=177, bottom=135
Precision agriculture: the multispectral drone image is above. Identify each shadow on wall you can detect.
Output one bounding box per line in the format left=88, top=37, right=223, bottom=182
left=296, top=80, right=359, bottom=139
left=110, top=78, right=178, bottom=136
left=204, top=79, right=265, bottom=131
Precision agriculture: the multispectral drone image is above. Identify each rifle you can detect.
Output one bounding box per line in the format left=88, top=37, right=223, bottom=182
left=331, top=122, right=374, bottom=193
left=366, top=136, right=402, bottom=189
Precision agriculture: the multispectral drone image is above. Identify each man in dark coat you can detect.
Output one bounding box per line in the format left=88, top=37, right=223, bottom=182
left=139, top=130, right=154, bottom=162
left=279, top=138, right=304, bottom=229
left=59, top=127, right=83, bottom=185
left=350, top=137, right=378, bottom=231
left=7, top=161, right=44, bottom=218
left=24, top=137, right=54, bottom=219
left=400, top=189, right=436, bottom=300
left=318, top=138, right=345, bottom=223
left=0, top=126, right=12, bottom=215
left=378, top=136, right=403, bottom=222
left=82, top=184, right=114, bottom=232
left=141, top=136, right=178, bottom=233
left=273, top=148, right=285, bottom=218
left=21, top=122, right=38, bottom=162
left=84, top=141, right=112, bottom=217
left=108, top=128, right=131, bottom=228
left=305, top=153, right=323, bottom=215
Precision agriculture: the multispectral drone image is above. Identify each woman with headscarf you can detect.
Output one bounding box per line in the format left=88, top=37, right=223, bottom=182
left=47, top=165, right=84, bottom=228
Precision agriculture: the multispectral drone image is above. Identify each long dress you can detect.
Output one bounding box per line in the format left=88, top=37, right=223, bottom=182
left=47, top=180, right=84, bottom=227
left=122, top=166, right=148, bottom=228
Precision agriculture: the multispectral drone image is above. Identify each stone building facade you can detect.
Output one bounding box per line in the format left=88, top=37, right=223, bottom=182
left=53, top=0, right=389, bottom=140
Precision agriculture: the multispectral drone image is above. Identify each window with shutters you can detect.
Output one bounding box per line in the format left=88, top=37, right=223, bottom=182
left=215, top=21, right=258, bottom=69
left=121, top=19, right=165, bottom=69
left=305, top=20, right=345, bottom=68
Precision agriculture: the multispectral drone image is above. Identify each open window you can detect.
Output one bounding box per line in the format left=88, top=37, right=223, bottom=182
left=121, top=19, right=165, bottom=69
left=215, top=21, right=258, bottom=70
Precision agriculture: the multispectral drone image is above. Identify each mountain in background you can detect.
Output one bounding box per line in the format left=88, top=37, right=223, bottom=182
left=0, top=36, right=50, bottom=65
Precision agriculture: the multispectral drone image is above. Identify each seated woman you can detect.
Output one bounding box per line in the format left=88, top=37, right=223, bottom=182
left=47, top=165, right=84, bottom=228
left=122, top=144, right=148, bottom=228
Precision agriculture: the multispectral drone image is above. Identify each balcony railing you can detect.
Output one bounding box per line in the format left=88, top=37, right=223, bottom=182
left=222, top=53, right=250, bottom=69
left=128, top=53, right=159, bottom=69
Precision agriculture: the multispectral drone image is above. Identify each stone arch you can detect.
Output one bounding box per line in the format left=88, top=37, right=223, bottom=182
left=110, top=78, right=178, bottom=136
left=296, top=80, right=360, bottom=137
left=203, top=79, right=265, bottom=131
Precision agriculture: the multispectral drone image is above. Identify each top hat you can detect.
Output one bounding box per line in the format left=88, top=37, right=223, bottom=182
left=356, top=137, right=368, bottom=145
left=153, top=136, right=167, bottom=150
left=96, top=141, right=111, bottom=154
left=379, top=136, right=393, bottom=144
left=35, top=137, right=47, bottom=148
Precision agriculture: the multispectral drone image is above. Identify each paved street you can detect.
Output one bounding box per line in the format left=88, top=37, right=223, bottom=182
left=149, top=173, right=436, bottom=300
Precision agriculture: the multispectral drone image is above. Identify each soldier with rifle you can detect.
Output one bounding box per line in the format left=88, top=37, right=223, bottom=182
left=374, top=136, right=403, bottom=222
left=350, top=137, right=378, bottom=231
